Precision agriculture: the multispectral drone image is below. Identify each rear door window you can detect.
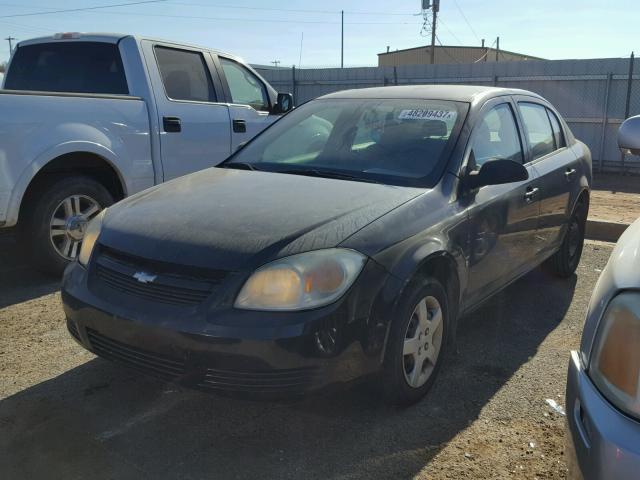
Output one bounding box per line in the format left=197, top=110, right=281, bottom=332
left=546, top=108, right=566, bottom=149
left=154, top=46, right=216, bottom=102
left=518, top=102, right=556, bottom=160
left=4, top=41, right=128, bottom=94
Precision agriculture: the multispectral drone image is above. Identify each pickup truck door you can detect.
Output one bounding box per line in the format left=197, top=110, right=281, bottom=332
left=514, top=99, right=581, bottom=259
left=215, top=55, right=277, bottom=152
left=463, top=98, right=541, bottom=307
left=141, top=41, right=231, bottom=181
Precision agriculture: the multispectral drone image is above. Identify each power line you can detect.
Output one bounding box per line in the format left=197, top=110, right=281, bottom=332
left=72, top=10, right=416, bottom=25
left=167, top=2, right=419, bottom=16
left=435, top=34, right=462, bottom=63
left=0, top=0, right=168, bottom=19
left=451, top=0, right=481, bottom=43
left=437, top=17, right=463, bottom=45
left=0, top=1, right=419, bottom=17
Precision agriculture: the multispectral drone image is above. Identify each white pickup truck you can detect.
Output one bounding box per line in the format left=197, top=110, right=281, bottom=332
left=0, top=33, right=292, bottom=274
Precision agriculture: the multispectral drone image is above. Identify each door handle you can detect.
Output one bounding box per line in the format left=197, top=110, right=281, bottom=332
left=163, top=116, right=181, bottom=133
left=565, top=168, right=577, bottom=181
left=524, top=187, right=539, bottom=203
left=232, top=119, right=247, bottom=133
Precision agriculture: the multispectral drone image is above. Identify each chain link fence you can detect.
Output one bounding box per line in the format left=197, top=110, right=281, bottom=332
left=256, top=57, right=639, bottom=174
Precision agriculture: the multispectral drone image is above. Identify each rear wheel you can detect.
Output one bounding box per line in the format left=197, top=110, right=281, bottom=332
left=382, top=277, right=449, bottom=406
left=546, top=201, right=586, bottom=278
left=20, top=176, right=113, bottom=276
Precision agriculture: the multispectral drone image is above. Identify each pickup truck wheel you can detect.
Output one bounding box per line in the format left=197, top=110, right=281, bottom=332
left=381, top=277, right=449, bottom=406
left=22, top=176, right=113, bottom=276
left=547, top=203, right=586, bottom=278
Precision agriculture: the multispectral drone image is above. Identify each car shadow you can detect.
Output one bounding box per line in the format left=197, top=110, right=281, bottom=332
left=0, top=233, right=60, bottom=309
left=0, top=268, right=577, bottom=480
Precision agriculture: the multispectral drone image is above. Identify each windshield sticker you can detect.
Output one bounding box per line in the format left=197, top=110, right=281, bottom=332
left=398, top=109, right=457, bottom=121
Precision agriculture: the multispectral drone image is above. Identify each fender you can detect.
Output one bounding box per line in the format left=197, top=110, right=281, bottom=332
left=5, top=141, right=128, bottom=226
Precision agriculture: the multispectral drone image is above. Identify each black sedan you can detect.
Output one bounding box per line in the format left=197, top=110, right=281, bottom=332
left=62, top=85, right=591, bottom=404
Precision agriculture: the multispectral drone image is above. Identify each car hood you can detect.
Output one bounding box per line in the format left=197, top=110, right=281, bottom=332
left=99, top=168, right=424, bottom=272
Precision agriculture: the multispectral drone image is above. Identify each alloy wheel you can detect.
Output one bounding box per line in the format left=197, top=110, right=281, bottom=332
left=49, top=195, right=102, bottom=260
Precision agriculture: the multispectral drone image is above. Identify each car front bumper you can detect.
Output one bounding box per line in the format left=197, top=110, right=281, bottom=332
left=61, top=258, right=401, bottom=397
left=565, top=350, right=640, bottom=480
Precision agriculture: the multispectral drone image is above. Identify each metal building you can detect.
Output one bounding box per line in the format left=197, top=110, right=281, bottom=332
left=378, top=45, right=543, bottom=67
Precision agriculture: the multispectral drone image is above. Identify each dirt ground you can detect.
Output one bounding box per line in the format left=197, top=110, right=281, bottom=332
left=590, top=173, right=640, bottom=224
left=0, top=232, right=614, bottom=480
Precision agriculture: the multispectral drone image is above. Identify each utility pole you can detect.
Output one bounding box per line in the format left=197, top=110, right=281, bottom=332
left=341, top=10, right=344, bottom=68
left=430, top=0, right=439, bottom=64
left=5, top=36, right=16, bottom=54
left=495, top=36, right=500, bottom=62
left=270, top=60, right=281, bottom=68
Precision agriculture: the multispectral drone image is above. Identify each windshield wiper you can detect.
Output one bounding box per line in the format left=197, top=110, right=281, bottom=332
left=220, top=162, right=258, bottom=171
left=276, top=168, right=383, bottom=184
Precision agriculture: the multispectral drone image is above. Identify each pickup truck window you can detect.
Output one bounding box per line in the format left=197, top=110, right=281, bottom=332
left=220, top=58, right=269, bottom=111
left=4, top=42, right=128, bottom=94
left=154, top=46, right=216, bottom=102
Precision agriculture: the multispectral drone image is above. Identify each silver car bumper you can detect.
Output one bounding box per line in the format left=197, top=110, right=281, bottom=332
left=565, top=351, right=640, bottom=480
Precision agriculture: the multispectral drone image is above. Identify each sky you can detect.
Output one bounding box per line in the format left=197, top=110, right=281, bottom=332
left=0, top=0, right=638, bottom=67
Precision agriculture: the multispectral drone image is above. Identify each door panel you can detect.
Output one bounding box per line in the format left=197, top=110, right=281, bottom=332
left=465, top=167, right=540, bottom=305
left=217, top=56, right=277, bottom=152
left=531, top=150, right=579, bottom=254
left=516, top=101, right=579, bottom=257
left=141, top=41, right=232, bottom=181
left=462, top=100, right=541, bottom=307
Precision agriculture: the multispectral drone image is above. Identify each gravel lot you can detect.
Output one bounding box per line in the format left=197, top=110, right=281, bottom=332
left=0, top=234, right=613, bottom=480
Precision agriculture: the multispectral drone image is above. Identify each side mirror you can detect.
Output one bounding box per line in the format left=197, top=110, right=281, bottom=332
left=465, top=159, right=528, bottom=190
left=618, top=115, right=640, bottom=156
left=273, top=92, right=293, bottom=114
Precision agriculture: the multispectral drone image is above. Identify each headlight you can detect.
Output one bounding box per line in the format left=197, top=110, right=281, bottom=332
left=235, top=248, right=366, bottom=311
left=589, top=291, right=640, bottom=419
left=78, top=209, right=106, bottom=266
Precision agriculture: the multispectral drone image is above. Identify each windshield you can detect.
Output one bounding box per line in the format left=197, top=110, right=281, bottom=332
left=225, top=98, right=468, bottom=187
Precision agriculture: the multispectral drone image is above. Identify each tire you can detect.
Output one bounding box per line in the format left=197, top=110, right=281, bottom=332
left=546, top=201, right=587, bottom=278
left=381, top=276, right=450, bottom=406
left=20, top=175, right=114, bottom=276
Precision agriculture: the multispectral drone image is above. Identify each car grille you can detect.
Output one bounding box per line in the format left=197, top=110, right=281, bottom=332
left=87, top=329, right=186, bottom=381
left=196, top=366, right=321, bottom=394
left=93, top=246, right=227, bottom=306
left=87, top=329, right=321, bottom=393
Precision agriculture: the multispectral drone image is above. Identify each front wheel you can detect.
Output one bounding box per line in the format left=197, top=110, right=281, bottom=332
left=20, top=176, right=113, bottom=276
left=381, top=277, right=450, bottom=406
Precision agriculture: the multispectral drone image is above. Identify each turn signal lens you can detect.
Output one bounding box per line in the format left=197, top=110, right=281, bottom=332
left=78, top=209, right=105, bottom=267
left=589, top=292, right=640, bottom=419
left=235, top=249, right=366, bottom=311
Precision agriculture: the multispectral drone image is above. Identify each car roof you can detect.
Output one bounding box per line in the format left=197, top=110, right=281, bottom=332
left=16, top=33, right=233, bottom=58
left=319, top=85, right=543, bottom=104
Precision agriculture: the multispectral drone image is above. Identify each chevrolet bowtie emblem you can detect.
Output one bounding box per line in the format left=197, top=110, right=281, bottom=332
left=133, top=271, right=157, bottom=284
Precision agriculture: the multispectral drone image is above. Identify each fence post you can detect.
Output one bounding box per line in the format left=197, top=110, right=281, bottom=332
left=493, top=75, right=498, bottom=86
left=598, top=72, right=613, bottom=173
left=393, top=66, right=398, bottom=85
left=621, top=51, right=635, bottom=173
left=291, top=65, right=297, bottom=105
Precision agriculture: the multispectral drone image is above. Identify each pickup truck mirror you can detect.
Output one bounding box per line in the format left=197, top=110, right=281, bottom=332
left=618, top=115, right=640, bottom=155
left=273, top=93, right=293, bottom=114
left=465, top=157, right=529, bottom=190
